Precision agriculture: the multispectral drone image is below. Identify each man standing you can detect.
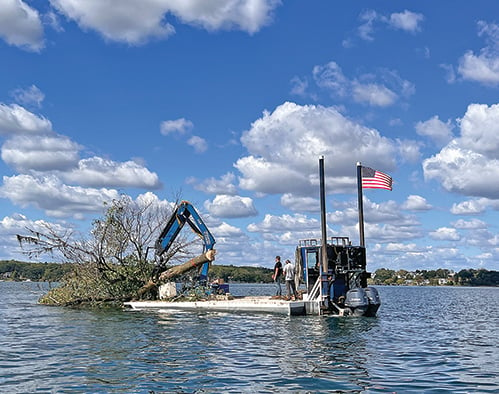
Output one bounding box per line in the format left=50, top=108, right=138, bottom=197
left=272, top=256, right=283, bottom=296
left=283, top=259, right=298, bottom=300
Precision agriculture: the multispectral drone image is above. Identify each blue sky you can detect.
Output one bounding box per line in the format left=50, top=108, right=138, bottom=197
left=1, top=1, right=499, bottom=272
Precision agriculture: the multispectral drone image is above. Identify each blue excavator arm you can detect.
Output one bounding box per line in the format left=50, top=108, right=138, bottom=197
left=155, top=201, right=215, bottom=281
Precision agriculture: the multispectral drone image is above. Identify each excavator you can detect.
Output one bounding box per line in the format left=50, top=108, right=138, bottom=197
left=139, top=200, right=226, bottom=299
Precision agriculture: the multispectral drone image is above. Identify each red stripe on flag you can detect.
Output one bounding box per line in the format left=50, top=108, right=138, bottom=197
left=361, top=167, right=392, bottom=190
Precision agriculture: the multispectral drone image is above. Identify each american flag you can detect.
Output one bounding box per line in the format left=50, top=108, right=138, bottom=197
left=361, top=166, right=392, bottom=190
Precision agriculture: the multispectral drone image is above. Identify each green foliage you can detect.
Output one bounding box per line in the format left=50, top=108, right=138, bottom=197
left=0, top=260, right=72, bottom=282
left=372, top=268, right=499, bottom=286
left=456, top=269, right=499, bottom=286
left=209, top=264, right=273, bottom=283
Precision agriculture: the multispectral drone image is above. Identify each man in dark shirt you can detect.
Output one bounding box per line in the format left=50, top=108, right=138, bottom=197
left=272, top=256, right=283, bottom=296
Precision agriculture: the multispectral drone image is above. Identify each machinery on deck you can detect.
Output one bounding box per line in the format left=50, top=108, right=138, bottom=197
left=293, top=156, right=381, bottom=316
left=296, top=237, right=380, bottom=316
left=154, top=200, right=228, bottom=296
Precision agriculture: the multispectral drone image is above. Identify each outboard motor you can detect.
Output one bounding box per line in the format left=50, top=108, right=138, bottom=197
left=364, top=286, right=381, bottom=317
left=344, top=287, right=369, bottom=316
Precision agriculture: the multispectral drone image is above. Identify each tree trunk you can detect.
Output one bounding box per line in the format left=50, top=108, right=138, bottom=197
left=159, top=250, right=216, bottom=280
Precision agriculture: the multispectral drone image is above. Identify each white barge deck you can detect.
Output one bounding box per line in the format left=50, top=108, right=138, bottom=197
left=124, top=296, right=321, bottom=316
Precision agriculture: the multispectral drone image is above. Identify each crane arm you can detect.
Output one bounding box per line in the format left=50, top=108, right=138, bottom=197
left=154, top=201, right=216, bottom=281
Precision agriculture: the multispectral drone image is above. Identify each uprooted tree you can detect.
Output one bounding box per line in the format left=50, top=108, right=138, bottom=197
left=16, top=194, right=202, bottom=307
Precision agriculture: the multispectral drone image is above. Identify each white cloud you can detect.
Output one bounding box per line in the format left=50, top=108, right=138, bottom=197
left=396, top=138, right=421, bottom=163
left=423, top=142, right=499, bottom=198
left=0, top=104, right=52, bottom=135
left=401, top=195, right=432, bottom=211
left=2, top=134, right=81, bottom=172
left=204, top=195, right=257, bottom=218
left=457, top=21, right=499, bottom=85
left=312, top=61, right=413, bottom=107
left=160, top=118, right=193, bottom=136
left=0, top=213, right=70, bottom=260
left=0, top=0, right=44, bottom=52
left=356, top=9, right=424, bottom=42
left=458, top=103, right=499, bottom=158
left=187, top=135, right=208, bottom=153
left=450, top=199, right=488, bottom=215
left=351, top=82, right=397, bottom=107
left=236, top=102, right=397, bottom=195
left=452, top=218, right=487, bottom=230
left=429, top=227, right=461, bottom=241
left=165, top=0, right=281, bottom=34
left=280, top=194, right=319, bottom=213
left=357, top=10, right=377, bottom=41
left=313, top=62, right=349, bottom=97
left=289, top=76, right=309, bottom=97
left=187, top=173, right=238, bottom=195
left=247, top=213, right=319, bottom=233
left=49, top=0, right=281, bottom=45
left=11, top=85, right=45, bottom=108
left=388, top=10, right=424, bottom=33
left=60, top=157, right=161, bottom=188
left=0, top=174, right=119, bottom=218
left=415, top=115, right=454, bottom=147
left=423, top=104, right=499, bottom=199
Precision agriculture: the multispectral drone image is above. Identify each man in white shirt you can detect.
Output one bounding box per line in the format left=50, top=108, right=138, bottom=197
left=283, top=259, right=298, bottom=300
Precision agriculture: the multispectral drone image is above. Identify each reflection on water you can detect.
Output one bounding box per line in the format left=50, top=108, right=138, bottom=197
left=0, top=282, right=498, bottom=393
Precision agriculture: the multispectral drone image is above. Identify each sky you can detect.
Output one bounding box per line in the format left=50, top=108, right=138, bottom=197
left=1, top=1, right=499, bottom=273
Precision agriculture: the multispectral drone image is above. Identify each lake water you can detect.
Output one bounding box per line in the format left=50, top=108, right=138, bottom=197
left=1, top=282, right=498, bottom=393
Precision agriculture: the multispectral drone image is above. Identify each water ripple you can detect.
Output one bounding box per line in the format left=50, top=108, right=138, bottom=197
left=0, top=283, right=497, bottom=393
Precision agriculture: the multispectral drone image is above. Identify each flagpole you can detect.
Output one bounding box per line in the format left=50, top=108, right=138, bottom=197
left=319, top=156, right=328, bottom=273
left=357, top=162, right=365, bottom=247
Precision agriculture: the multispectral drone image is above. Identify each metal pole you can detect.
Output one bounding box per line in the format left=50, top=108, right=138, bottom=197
left=319, top=156, right=328, bottom=272
left=357, top=162, right=365, bottom=247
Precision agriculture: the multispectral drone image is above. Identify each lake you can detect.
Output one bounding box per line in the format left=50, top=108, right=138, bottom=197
left=1, top=282, right=498, bottom=393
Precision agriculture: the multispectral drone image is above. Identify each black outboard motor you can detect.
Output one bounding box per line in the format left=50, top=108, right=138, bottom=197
left=344, top=287, right=369, bottom=316
left=364, top=287, right=381, bottom=317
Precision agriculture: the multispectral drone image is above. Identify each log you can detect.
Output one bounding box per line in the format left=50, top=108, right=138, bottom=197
left=136, top=250, right=216, bottom=298
left=159, top=249, right=216, bottom=281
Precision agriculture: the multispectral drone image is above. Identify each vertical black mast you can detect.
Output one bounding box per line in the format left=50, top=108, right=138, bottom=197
left=319, top=156, right=328, bottom=272
left=357, top=162, right=365, bottom=247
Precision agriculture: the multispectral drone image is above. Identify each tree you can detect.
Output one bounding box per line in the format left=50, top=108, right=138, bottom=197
left=17, top=193, right=198, bottom=306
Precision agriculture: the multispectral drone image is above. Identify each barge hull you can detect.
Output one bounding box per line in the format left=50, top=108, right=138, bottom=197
left=124, top=296, right=311, bottom=316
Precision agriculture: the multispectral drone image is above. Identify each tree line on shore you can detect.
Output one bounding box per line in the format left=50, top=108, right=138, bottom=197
left=2, top=260, right=498, bottom=287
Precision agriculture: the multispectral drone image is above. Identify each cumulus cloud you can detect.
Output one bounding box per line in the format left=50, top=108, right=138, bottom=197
left=388, top=10, right=424, bottom=33
left=0, top=98, right=162, bottom=218
left=457, top=21, right=499, bottom=85
left=351, top=82, right=397, bottom=107
left=0, top=104, right=52, bottom=135
left=450, top=198, right=499, bottom=215
left=429, top=227, right=461, bottom=241
left=415, top=115, right=454, bottom=147
left=236, top=102, right=397, bottom=195
left=204, top=195, right=257, bottom=218
left=0, top=174, right=119, bottom=218
left=452, top=218, right=487, bottom=230
left=312, top=61, right=414, bottom=107
left=401, top=195, right=432, bottom=211
left=247, top=213, right=319, bottom=233
left=160, top=118, right=193, bottom=136
left=49, top=0, right=281, bottom=45
left=0, top=0, right=44, bottom=51
left=458, top=103, right=499, bottom=157
left=280, top=194, right=319, bottom=213
left=2, top=134, right=81, bottom=172
left=187, top=173, right=238, bottom=195
left=187, top=136, right=208, bottom=153
left=60, top=157, right=161, bottom=188
left=423, top=104, right=499, bottom=198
